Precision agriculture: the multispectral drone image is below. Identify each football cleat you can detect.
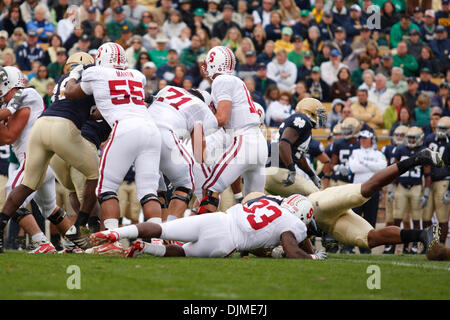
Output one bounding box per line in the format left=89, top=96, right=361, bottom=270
left=89, top=230, right=119, bottom=247
left=163, top=240, right=184, bottom=247
left=85, top=241, right=123, bottom=255
left=382, top=245, right=395, bottom=254
left=420, top=224, right=441, bottom=252
left=123, top=240, right=146, bottom=258
left=410, top=242, right=419, bottom=254
left=415, top=148, right=444, bottom=168
left=28, top=241, right=57, bottom=254
left=65, top=232, right=91, bottom=250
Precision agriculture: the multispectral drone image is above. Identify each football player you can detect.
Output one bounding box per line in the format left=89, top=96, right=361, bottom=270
left=381, top=125, right=408, bottom=254
left=264, top=98, right=327, bottom=198
left=324, top=123, right=343, bottom=187
left=65, top=42, right=162, bottom=255
left=149, top=86, right=218, bottom=221
left=198, top=46, right=268, bottom=214
left=90, top=193, right=326, bottom=260
left=392, top=126, right=426, bottom=254
left=422, top=117, right=450, bottom=244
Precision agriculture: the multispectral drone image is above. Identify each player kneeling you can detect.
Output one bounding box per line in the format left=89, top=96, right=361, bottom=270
left=90, top=194, right=326, bottom=259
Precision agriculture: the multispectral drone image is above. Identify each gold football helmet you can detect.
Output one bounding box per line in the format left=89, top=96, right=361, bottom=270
left=341, top=117, right=361, bottom=139
left=332, top=122, right=343, bottom=139
left=436, top=116, right=450, bottom=140
left=393, top=125, right=408, bottom=145
left=295, top=98, right=327, bottom=128
left=406, top=126, right=424, bottom=148
left=64, top=52, right=95, bottom=74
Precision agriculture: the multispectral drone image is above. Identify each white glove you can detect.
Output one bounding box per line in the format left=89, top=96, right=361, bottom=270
left=420, top=187, right=430, bottom=209
left=68, top=64, right=84, bottom=81
left=7, top=89, right=26, bottom=115
left=443, top=190, right=450, bottom=205
left=310, top=249, right=327, bottom=260
left=338, top=165, right=349, bottom=176
left=310, top=174, right=322, bottom=189
left=271, top=246, right=285, bottom=258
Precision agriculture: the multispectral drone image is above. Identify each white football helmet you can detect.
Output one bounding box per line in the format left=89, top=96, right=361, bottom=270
left=254, top=102, right=265, bottom=125
left=203, top=46, right=236, bottom=79
left=0, top=66, right=26, bottom=99
left=280, top=194, right=314, bottom=225
left=95, top=42, right=127, bottom=70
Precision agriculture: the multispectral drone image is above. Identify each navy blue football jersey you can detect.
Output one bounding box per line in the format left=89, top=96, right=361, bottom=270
left=81, top=120, right=112, bottom=149
left=332, top=138, right=360, bottom=182
left=277, top=113, right=313, bottom=169
left=394, top=145, right=424, bottom=186
left=423, top=134, right=450, bottom=181
left=307, top=138, right=324, bottom=160
left=41, top=72, right=96, bottom=130
left=324, top=142, right=338, bottom=180
left=381, top=144, right=398, bottom=166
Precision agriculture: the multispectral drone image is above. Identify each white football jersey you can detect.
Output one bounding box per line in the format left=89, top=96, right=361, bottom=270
left=10, top=87, right=44, bottom=163
left=80, top=66, right=151, bottom=126
left=150, top=86, right=218, bottom=139
left=227, top=198, right=307, bottom=251
left=211, top=75, right=260, bottom=131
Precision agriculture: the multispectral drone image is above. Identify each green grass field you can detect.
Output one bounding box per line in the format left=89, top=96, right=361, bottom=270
left=0, top=251, right=449, bottom=300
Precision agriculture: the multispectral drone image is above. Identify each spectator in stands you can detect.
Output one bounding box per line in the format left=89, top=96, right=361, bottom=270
left=287, top=35, right=304, bottom=66
left=57, top=5, right=77, bottom=44
left=351, top=54, right=372, bottom=88
left=332, top=26, right=352, bottom=59
left=429, top=25, right=450, bottom=66
left=0, top=30, right=9, bottom=64
left=8, top=27, right=26, bottom=52
left=393, top=41, right=419, bottom=77
left=359, top=69, right=376, bottom=91
left=264, top=84, right=280, bottom=108
left=78, top=0, right=100, bottom=25
left=236, top=50, right=258, bottom=80
left=149, top=35, right=170, bottom=68
left=2, top=5, right=27, bottom=37
left=257, top=40, right=275, bottom=65
left=143, top=21, right=161, bottom=51
left=302, top=25, right=322, bottom=58
left=330, top=66, right=357, bottom=101
left=421, top=9, right=437, bottom=43
left=43, top=34, right=63, bottom=66
left=222, top=27, right=242, bottom=53
left=351, top=25, right=377, bottom=51
left=134, top=11, right=154, bottom=36
left=384, top=93, right=407, bottom=130
left=168, top=63, right=187, bottom=87
left=90, top=23, right=110, bottom=50
left=389, top=106, right=418, bottom=135
left=212, top=3, right=241, bottom=40
left=103, top=0, right=122, bottom=25
left=135, top=51, right=151, bottom=72
left=232, top=0, right=249, bottom=30
left=108, top=7, right=135, bottom=41
left=422, top=107, right=443, bottom=135
left=274, top=27, right=294, bottom=53
left=390, top=14, right=420, bottom=48
left=42, top=79, right=55, bottom=109
left=179, top=34, right=204, bottom=69
left=162, top=10, right=188, bottom=41
left=292, top=81, right=311, bottom=105
left=182, top=75, right=195, bottom=91
left=321, top=48, right=345, bottom=87
left=192, top=8, right=211, bottom=39
left=307, top=66, right=331, bottom=102
left=123, top=0, right=147, bottom=27
left=351, top=88, right=384, bottom=129
left=412, top=7, right=424, bottom=28
left=403, top=77, right=420, bottom=114
left=251, top=25, right=266, bottom=55
left=312, top=0, right=325, bottom=24
left=418, top=67, right=439, bottom=97
left=318, top=10, right=337, bottom=42
left=254, top=62, right=276, bottom=96
left=265, top=92, right=294, bottom=127
left=125, top=35, right=147, bottom=69
left=431, top=82, right=450, bottom=109
left=365, top=42, right=381, bottom=70
left=314, top=40, right=332, bottom=66
left=279, top=0, right=301, bottom=27
left=407, top=29, right=425, bottom=62
left=156, top=48, right=179, bottom=81
left=63, top=24, right=85, bottom=52
left=81, top=6, right=100, bottom=37
left=244, top=76, right=266, bottom=109
left=169, top=27, right=191, bottom=55
left=142, top=61, right=158, bottom=96
left=264, top=10, right=285, bottom=42
left=27, top=60, right=41, bottom=81
left=387, top=67, right=408, bottom=94
left=376, top=53, right=394, bottom=78
left=417, top=45, right=440, bottom=77
left=346, top=4, right=363, bottom=43
left=47, top=47, right=67, bottom=82
left=326, top=98, right=345, bottom=129
left=442, top=96, right=450, bottom=117
left=196, top=28, right=211, bottom=52
left=436, top=0, right=449, bottom=29
left=267, top=48, right=297, bottom=92
left=152, top=0, right=175, bottom=26
left=235, top=37, right=256, bottom=64
left=20, top=0, right=51, bottom=25
left=414, top=93, right=432, bottom=127
left=332, top=0, right=351, bottom=28
left=16, top=29, right=44, bottom=71
left=292, top=9, right=314, bottom=40
left=204, top=0, right=223, bottom=32
left=252, top=0, right=274, bottom=29
left=1, top=48, right=16, bottom=66
left=26, top=4, right=55, bottom=43
left=68, top=33, right=90, bottom=56
left=29, top=65, right=54, bottom=97
left=381, top=1, right=401, bottom=35
left=368, top=74, right=396, bottom=114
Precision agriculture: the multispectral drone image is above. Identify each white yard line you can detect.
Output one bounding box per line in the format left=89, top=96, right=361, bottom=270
left=331, top=257, right=450, bottom=271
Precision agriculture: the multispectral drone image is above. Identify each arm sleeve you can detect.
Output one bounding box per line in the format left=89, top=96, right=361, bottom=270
left=79, top=67, right=96, bottom=95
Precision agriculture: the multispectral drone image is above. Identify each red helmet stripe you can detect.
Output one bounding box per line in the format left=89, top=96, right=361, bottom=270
left=114, top=43, right=121, bottom=65
left=224, top=47, right=233, bottom=71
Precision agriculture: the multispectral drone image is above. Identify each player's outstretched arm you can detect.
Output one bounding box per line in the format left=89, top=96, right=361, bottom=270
left=64, top=79, right=88, bottom=101
left=281, top=231, right=313, bottom=259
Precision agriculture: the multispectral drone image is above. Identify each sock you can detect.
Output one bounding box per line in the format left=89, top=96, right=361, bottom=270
left=31, top=232, right=47, bottom=244
left=116, top=225, right=138, bottom=239
left=88, top=216, right=101, bottom=232
left=51, top=234, right=61, bottom=247
left=104, top=218, right=119, bottom=230
left=0, top=213, right=10, bottom=230
left=142, top=243, right=166, bottom=257
left=166, top=215, right=178, bottom=222
left=75, top=211, right=90, bottom=227
left=148, top=217, right=162, bottom=224
left=400, top=229, right=422, bottom=243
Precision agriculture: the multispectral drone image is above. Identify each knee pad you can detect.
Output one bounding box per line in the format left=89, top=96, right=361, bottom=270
left=11, top=208, right=31, bottom=224
left=170, top=186, right=193, bottom=205
left=198, top=190, right=219, bottom=214
left=47, top=208, right=67, bottom=225
left=98, top=191, right=119, bottom=204
left=157, top=191, right=167, bottom=209
left=140, top=193, right=161, bottom=207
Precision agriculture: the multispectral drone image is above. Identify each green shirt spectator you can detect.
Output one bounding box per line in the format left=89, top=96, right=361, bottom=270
left=179, top=34, right=204, bottom=68
left=389, top=15, right=420, bottom=48
left=106, top=6, right=135, bottom=41
left=393, top=41, right=418, bottom=77
left=149, top=35, right=170, bottom=68
left=414, top=94, right=431, bottom=127
left=287, top=35, right=305, bottom=67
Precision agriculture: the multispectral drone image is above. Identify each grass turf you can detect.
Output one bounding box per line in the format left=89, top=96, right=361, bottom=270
left=0, top=251, right=449, bottom=300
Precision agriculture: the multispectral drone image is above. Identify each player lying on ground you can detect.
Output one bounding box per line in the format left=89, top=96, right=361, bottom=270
left=90, top=192, right=326, bottom=259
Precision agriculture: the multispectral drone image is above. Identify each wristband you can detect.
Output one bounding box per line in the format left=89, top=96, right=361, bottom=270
left=287, top=164, right=295, bottom=172
left=6, top=105, right=17, bottom=115
left=424, top=172, right=431, bottom=177
left=280, top=138, right=293, bottom=146
left=323, top=175, right=331, bottom=179
left=234, top=192, right=243, bottom=200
